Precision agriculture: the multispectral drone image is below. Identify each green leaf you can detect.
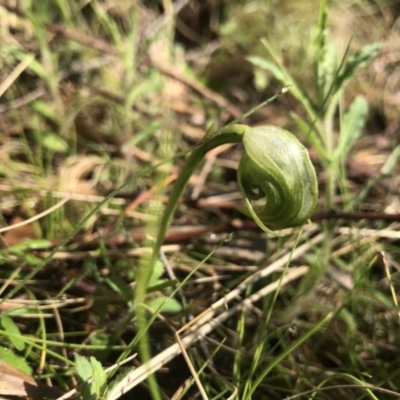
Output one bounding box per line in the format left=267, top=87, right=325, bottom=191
left=90, top=357, right=107, bottom=396
left=75, top=353, right=93, bottom=382
left=5, top=46, right=49, bottom=80
left=31, top=101, right=59, bottom=123
left=147, top=296, right=183, bottom=314
left=314, top=0, right=330, bottom=101
left=380, top=144, right=400, bottom=176
left=147, top=279, right=177, bottom=293
left=1, top=316, right=24, bottom=351
left=338, top=308, right=357, bottom=332
left=253, top=68, right=269, bottom=92
left=42, top=132, right=69, bottom=153
left=314, top=0, right=328, bottom=62
left=147, top=259, right=165, bottom=288
left=75, top=354, right=96, bottom=399
left=3, top=306, right=31, bottom=316
left=0, top=347, right=32, bottom=376
left=247, top=56, right=286, bottom=82
left=75, top=354, right=107, bottom=398
left=336, top=95, right=368, bottom=159
left=106, top=275, right=131, bottom=303
left=334, top=42, right=383, bottom=94
left=9, top=239, right=52, bottom=253
left=89, top=330, right=109, bottom=347
left=24, top=254, right=44, bottom=265
left=317, top=43, right=338, bottom=102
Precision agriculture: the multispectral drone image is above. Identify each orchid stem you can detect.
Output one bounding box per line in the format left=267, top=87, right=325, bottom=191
left=148, top=124, right=247, bottom=275
left=134, top=124, right=247, bottom=399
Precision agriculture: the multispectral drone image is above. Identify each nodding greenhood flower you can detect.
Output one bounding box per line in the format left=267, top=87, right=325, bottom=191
left=237, top=125, right=318, bottom=232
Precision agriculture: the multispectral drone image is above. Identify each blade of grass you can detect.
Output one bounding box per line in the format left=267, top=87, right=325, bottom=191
left=245, top=312, right=333, bottom=399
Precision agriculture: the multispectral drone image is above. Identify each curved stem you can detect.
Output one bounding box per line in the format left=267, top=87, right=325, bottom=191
left=149, top=124, right=247, bottom=274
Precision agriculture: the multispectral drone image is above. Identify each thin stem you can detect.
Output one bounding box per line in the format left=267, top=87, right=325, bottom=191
left=148, top=124, right=247, bottom=275
left=134, top=124, right=247, bottom=399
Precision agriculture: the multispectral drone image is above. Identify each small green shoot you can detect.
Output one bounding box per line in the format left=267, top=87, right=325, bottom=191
left=75, top=354, right=108, bottom=400
left=0, top=316, right=25, bottom=351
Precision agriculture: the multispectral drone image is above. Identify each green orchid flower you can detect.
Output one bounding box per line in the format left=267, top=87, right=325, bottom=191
left=237, top=125, right=318, bottom=232
left=148, top=123, right=318, bottom=271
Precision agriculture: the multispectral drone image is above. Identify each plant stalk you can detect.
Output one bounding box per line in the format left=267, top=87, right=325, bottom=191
left=134, top=124, right=247, bottom=399
left=148, top=124, right=247, bottom=276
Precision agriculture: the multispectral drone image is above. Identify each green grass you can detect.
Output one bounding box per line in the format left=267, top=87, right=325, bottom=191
left=0, top=0, right=400, bottom=399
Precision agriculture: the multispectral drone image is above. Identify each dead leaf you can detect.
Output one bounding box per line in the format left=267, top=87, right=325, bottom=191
left=3, top=215, right=37, bottom=247
left=0, top=361, right=70, bottom=399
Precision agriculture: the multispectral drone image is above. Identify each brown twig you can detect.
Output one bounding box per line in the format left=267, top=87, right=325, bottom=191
left=46, top=23, right=119, bottom=55
left=311, top=210, right=400, bottom=222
